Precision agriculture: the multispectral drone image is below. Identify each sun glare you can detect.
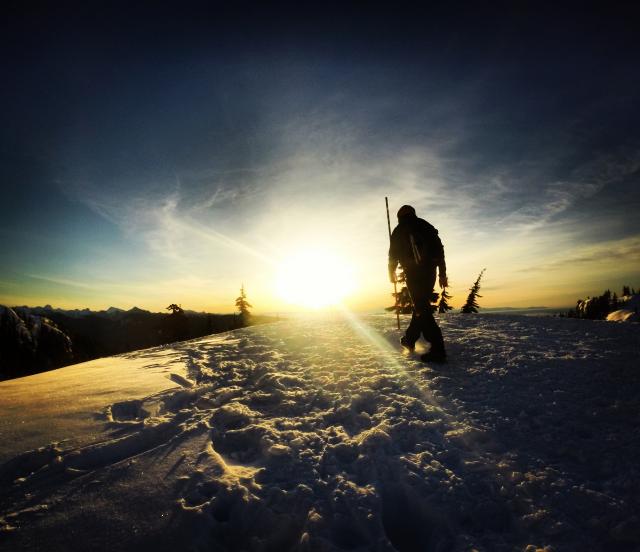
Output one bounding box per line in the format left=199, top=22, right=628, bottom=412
left=275, top=248, right=356, bottom=309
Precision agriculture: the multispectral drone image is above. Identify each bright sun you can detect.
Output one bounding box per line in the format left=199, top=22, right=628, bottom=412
left=275, top=248, right=356, bottom=309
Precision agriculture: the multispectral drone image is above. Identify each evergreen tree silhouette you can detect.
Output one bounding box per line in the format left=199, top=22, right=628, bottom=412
left=571, top=288, right=621, bottom=319
left=461, top=269, right=485, bottom=313
left=386, top=269, right=413, bottom=314
left=166, top=303, right=184, bottom=315
left=437, top=288, right=454, bottom=313
left=235, top=284, right=252, bottom=321
left=165, top=304, right=187, bottom=341
left=386, top=286, right=413, bottom=314
left=623, top=285, right=630, bottom=296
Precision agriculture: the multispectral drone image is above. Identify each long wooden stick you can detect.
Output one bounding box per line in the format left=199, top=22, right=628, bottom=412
left=385, top=197, right=401, bottom=330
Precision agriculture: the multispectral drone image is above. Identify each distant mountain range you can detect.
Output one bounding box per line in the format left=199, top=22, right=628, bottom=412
left=0, top=305, right=271, bottom=381
left=18, top=304, right=148, bottom=318
left=482, top=306, right=550, bottom=310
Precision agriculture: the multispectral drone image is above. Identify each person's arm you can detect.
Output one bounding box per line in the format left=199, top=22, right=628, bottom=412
left=388, top=229, right=399, bottom=283
left=435, top=233, right=448, bottom=288
left=388, top=258, right=398, bottom=283
left=438, top=260, right=448, bottom=288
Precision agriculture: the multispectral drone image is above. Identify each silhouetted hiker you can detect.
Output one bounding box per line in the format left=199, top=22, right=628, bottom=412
left=388, top=205, right=448, bottom=363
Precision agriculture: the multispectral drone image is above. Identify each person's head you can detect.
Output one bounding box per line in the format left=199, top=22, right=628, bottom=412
left=397, top=205, right=416, bottom=221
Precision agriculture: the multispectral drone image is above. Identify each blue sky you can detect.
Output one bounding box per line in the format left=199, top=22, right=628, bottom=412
left=1, top=5, right=639, bottom=311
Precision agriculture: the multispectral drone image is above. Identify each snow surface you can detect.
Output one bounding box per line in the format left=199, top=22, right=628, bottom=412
left=606, top=309, right=639, bottom=323
left=1, top=313, right=639, bottom=551
left=0, top=349, right=190, bottom=462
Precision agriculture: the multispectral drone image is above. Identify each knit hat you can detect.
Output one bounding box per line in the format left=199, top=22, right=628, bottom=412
left=397, top=205, right=416, bottom=219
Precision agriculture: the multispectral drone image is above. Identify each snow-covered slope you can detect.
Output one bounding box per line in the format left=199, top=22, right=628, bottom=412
left=0, top=348, right=191, bottom=462
left=1, top=314, right=639, bottom=551
left=606, top=309, right=639, bottom=322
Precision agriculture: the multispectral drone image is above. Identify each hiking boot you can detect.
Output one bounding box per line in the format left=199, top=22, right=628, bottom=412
left=420, top=351, right=447, bottom=363
left=400, top=336, right=415, bottom=352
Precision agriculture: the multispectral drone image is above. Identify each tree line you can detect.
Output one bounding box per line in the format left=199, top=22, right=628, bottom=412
left=387, top=269, right=485, bottom=314
left=566, top=286, right=638, bottom=320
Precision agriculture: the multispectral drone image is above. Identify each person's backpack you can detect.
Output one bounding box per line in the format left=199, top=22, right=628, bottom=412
left=407, top=224, right=441, bottom=267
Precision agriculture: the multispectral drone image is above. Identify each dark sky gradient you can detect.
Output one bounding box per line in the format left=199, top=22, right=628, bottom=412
left=2, top=3, right=639, bottom=310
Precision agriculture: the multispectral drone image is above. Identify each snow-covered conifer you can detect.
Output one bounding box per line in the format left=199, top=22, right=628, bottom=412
left=438, top=288, right=454, bottom=313
left=235, top=284, right=252, bottom=321
left=461, top=269, right=485, bottom=313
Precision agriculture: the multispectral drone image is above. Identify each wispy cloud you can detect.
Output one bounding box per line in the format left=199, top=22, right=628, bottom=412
left=520, top=236, right=640, bottom=273
left=25, top=274, right=101, bottom=290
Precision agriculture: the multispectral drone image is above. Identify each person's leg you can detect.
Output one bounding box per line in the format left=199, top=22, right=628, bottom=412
left=405, top=270, right=430, bottom=347
left=404, top=310, right=421, bottom=347
left=420, top=308, right=446, bottom=358
left=407, top=268, right=446, bottom=361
